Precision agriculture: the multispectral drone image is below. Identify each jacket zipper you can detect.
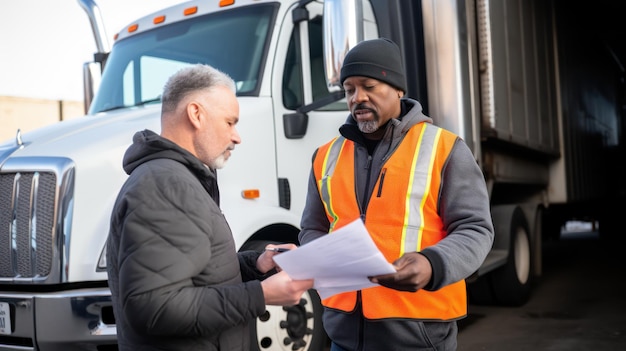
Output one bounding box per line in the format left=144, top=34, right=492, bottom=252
left=358, top=155, right=373, bottom=218
left=356, top=154, right=375, bottom=351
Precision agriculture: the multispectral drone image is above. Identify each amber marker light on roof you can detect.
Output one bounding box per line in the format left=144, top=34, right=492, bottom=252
left=128, top=24, right=139, bottom=33
left=183, top=6, right=198, bottom=16
left=153, top=15, right=166, bottom=25
left=219, top=0, right=235, bottom=7
left=241, top=189, right=260, bottom=199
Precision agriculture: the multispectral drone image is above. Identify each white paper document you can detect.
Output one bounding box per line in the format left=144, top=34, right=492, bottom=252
left=273, top=219, right=396, bottom=299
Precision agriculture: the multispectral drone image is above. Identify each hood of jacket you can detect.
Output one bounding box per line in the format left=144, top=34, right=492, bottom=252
left=123, top=129, right=220, bottom=204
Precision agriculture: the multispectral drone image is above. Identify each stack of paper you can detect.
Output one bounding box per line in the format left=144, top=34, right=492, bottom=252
left=272, top=219, right=396, bottom=299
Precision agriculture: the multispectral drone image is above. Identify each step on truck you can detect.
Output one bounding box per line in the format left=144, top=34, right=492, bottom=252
left=1, top=0, right=624, bottom=350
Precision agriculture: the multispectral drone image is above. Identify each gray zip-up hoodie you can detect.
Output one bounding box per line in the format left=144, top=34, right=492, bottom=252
left=299, top=98, right=494, bottom=350
left=107, top=130, right=267, bottom=351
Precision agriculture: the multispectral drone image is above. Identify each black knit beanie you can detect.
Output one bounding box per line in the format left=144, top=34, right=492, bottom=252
left=340, top=38, right=406, bottom=93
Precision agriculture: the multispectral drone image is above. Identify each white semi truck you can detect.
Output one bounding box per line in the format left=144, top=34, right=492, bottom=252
left=1, top=0, right=624, bottom=350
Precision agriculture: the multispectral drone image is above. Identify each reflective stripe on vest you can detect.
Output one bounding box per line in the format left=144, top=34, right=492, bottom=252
left=313, top=123, right=467, bottom=320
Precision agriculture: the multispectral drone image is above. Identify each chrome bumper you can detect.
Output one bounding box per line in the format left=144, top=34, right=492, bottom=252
left=0, top=288, right=116, bottom=351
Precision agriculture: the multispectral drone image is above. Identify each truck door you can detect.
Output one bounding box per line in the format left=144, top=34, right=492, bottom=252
left=272, top=1, right=349, bottom=217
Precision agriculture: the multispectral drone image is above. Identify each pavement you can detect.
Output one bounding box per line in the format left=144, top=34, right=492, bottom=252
left=457, top=231, right=626, bottom=350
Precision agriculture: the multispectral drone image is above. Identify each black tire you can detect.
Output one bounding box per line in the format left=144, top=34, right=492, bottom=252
left=490, top=208, right=532, bottom=306
left=468, top=207, right=533, bottom=306
left=241, top=240, right=328, bottom=351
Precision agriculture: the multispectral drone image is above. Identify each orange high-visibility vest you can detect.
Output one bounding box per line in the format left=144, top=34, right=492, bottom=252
left=313, top=122, right=466, bottom=320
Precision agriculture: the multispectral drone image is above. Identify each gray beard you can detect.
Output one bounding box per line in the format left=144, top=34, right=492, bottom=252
left=358, top=120, right=379, bottom=134
left=209, top=154, right=227, bottom=169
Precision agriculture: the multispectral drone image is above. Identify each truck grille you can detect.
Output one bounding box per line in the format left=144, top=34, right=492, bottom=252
left=0, top=156, right=74, bottom=283
left=0, top=171, right=56, bottom=279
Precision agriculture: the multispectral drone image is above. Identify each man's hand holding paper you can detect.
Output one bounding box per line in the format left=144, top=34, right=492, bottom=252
left=272, top=219, right=396, bottom=299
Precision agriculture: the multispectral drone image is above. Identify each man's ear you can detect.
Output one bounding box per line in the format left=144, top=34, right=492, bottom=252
left=186, top=101, right=203, bottom=129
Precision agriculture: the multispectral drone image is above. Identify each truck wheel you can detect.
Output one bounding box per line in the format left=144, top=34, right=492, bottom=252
left=468, top=206, right=533, bottom=306
left=491, top=208, right=532, bottom=306
left=241, top=240, right=328, bottom=351
left=254, top=289, right=327, bottom=351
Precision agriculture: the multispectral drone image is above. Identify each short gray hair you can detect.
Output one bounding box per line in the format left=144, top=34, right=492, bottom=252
left=161, top=64, right=236, bottom=113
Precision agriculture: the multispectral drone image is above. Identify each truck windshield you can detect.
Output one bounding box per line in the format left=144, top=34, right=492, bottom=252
left=89, top=4, right=277, bottom=114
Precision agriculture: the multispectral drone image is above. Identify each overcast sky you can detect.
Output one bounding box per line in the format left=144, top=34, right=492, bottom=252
left=0, top=0, right=185, bottom=102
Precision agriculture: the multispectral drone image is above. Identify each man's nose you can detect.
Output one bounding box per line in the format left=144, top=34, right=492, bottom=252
left=352, top=87, right=368, bottom=103
left=232, top=129, right=242, bottom=144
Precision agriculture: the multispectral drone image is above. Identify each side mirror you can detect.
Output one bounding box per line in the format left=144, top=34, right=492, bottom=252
left=283, top=91, right=345, bottom=139
left=82, top=62, right=102, bottom=114
left=322, top=0, right=363, bottom=92
left=283, top=112, right=309, bottom=139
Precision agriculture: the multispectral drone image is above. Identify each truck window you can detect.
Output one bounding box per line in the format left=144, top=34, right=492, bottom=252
left=282, top=15, right=346, bottom=111
left=89, top=4, right=278, bottom=114
left=122, top=57, right=188, bottom=106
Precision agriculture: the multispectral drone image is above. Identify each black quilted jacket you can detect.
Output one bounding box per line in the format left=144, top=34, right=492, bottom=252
left=107, top=130, right=267, bottom=351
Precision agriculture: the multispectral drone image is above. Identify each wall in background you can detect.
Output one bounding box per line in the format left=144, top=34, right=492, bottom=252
left=0, top=96, right=83, bottom=142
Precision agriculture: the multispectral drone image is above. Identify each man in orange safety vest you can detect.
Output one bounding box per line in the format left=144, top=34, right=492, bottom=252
left=298, top=38, right=495, bottom=350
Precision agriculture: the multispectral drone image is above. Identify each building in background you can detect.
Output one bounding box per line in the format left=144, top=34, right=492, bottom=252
left=0, top=96, right=83, bottom=142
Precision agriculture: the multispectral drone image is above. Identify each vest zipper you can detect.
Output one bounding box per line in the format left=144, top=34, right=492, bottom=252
left=376, top=167, right=387, bottom=197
